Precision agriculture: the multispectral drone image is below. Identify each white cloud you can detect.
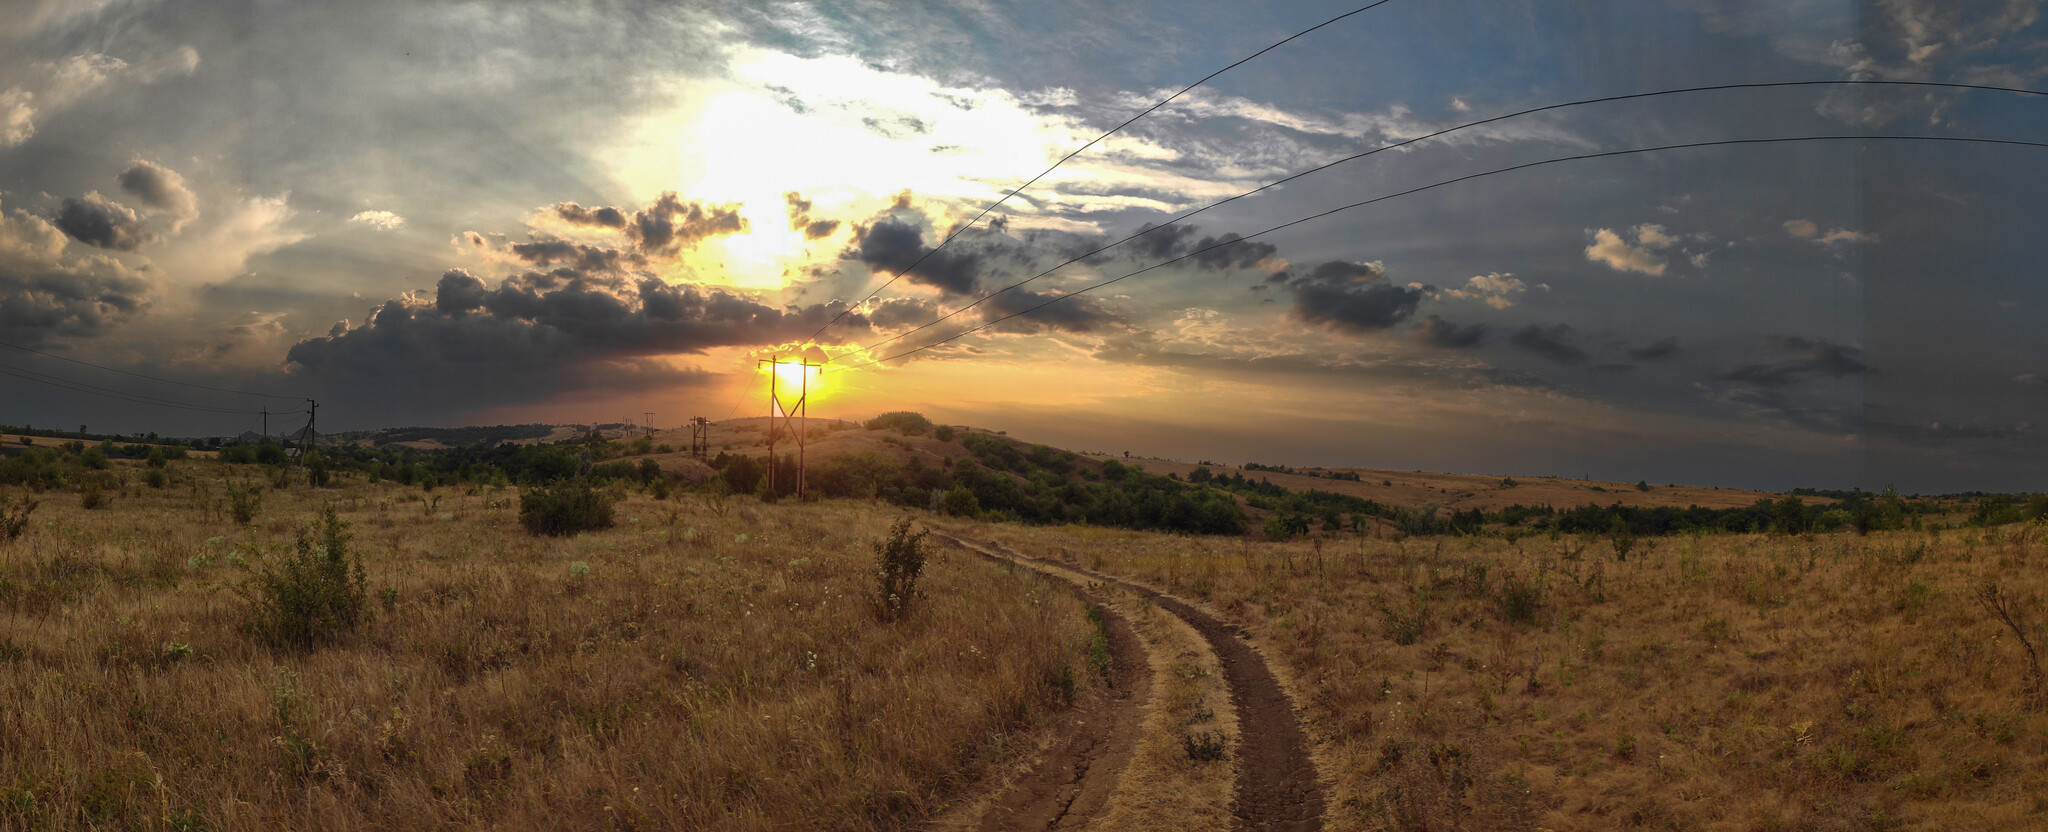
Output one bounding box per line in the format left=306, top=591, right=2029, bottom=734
left=349, top=210, right=407, bottom=230
left=1634, top=223, right=1678, bottom=249
left=1786, top=219, right=1877, bottom=245
left=0, top=87, right=31, bottom=148
left=1447, top=272, right=1526, bottom=308
left=1817, top=228, right=1879, bottom=245
left=1585, top=228, right=1668, bottom=276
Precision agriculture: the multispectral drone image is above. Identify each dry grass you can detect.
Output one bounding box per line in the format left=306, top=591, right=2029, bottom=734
left=0, top=462, right=1096, bottom=831
left=1010, top=522, right=2048, bottom=831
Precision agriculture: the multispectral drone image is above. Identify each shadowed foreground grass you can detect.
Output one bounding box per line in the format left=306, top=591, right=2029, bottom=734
left=0, top=465, right=1093, bottom=830
left=973, top=521, right=2048, bottom=831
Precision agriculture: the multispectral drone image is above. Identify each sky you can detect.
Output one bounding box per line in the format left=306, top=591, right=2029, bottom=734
left=2, top=0, right=2047, bottom=494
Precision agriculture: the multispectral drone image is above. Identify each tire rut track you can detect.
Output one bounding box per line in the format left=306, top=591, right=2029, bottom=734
left=940, top=533, right=1151, bottom=831
left=940, top=533, right=1326, bottom=831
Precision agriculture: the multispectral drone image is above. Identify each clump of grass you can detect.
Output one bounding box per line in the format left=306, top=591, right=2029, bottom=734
left=518, top=480, right=616, bottom=536
left=871, top=516, right=929, bottom=621
left=227, top=481, right=261, bottom=525
left=237, top=506, right=369, bottom=649
left=1, top=491, right=37, bottom=539
left=79, top=482, right=112, bottom=510
left=1182, top=730, right=1227, bottom=762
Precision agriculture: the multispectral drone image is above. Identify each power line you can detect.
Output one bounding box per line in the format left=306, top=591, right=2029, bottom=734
left=841, top=134, right=2048, bottom=369
left=833, top=79, right=2048, bottom=365
left=0, top=338, right=306, bottom=400
left=805, top=0, right=1403, bottom=343
left=0, top=362, right=302, bottom=416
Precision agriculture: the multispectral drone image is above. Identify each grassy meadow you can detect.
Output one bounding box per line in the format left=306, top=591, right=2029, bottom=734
left=0, top=458, right=1098, bottom=831
left=962, top=520, right=2048, bottom=831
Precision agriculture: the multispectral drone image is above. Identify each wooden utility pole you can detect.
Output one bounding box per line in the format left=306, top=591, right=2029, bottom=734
left=297, top=399, right=317, bottom=469
left=261, top=406, right=268, bottom=441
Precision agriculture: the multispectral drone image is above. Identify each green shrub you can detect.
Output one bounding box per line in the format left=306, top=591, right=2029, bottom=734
left=79, top=482, right=112, bottom=510
left=865, top=411, right=931, bottom=435
left=1497, top=573, right=1543, bottom=623
left=519, top=480, right=616, bottom=536
left=80, top=448, right=109, bottom=469
left=238, top=506, right=369, bottom=649
left=932, top=424, right=956, bottom=442
left=871, top=516, right=929, bottom=621
left=228, top=481, right=262, bottom=525
left=145, top=447, right=167, bottom=469
left=940, top=486, right=980, bottom=517
left=144, top=468, right=168, bottom=489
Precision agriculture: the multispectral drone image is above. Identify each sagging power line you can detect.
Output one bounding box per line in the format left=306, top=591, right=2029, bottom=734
left=837, top=134, right=2048, bottom=370
left=805, top=0, right=1404, bottom=343
left=832, top=79, right=2048, bottom=366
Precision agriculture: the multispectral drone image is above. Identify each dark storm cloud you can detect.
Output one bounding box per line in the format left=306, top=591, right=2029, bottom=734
left=1508, top=323, right=1589, bottom=364
left=1416, top=315, right=1487, bottom=348
left=853, top=218, right=982, bottom=296
left=287, top=268, right=867, bottom=385
left=0, top=203, right=151, bottom=342
left=117, top=160, right=198, bottom=229
left=863, top=296, right=938, bottom=329
left=551, top=201, right=628, bottom=229
left=507, top=240, right=647, bottom=272
left=980, top=287, right=1125, bottom=334
left=54, top=192, right=146, bottom=251
left=1188, top=233, right=1277, bottom=271
left=1628, top=337, right=1681, bottom=361
left=1286, top=259, right=1427, bottom=333
left=1716, top=336, right=1866, bottom=387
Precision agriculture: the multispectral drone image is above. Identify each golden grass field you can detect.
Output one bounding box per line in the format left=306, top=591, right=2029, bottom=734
left=4, top=434, right=2045, bottom=832
left=960, top=520, right=2048, bottom=831
left=0, top=459, right=1100, bottom=831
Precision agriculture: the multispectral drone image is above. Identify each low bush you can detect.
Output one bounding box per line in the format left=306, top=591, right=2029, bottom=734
left=519, top=480, right=616, bottom=536
left=872, top=516, right=929, bottom=621
left=238, top=506, right=369, bottom=649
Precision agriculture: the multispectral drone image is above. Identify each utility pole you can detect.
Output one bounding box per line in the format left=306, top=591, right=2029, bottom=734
left=759, top=354, right=823, bottom=499
left=261, top=406, right=268, bottom=442
left=690, top=416, right=710, bottom=460
left=643, top=412, right=655, bottom=435
left=298, top=399, right=317, bottom=469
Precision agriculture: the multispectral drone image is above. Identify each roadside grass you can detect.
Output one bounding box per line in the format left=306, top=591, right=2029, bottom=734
left=1007, top=523, right=2048, bottom=831
left=0, top=463, right=1095, bottom=830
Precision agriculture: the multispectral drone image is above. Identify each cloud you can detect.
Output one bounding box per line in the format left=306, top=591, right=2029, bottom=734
left=0, top=87, right=31, bottom=148
left=349, top=210, right=406, bottom=230
left=1445, top=272, right=1524, bottom=308
left=0, top=197, right=152, bottom=342
left=551, top=202, right=628, bottom=229
left=287, top=267, right=870, bottom=393
left=1416, top=314, right=1487, bottom=348
left=1783, top=219, right=1819, bottom=238
left=1817, top=228, right=1879, bottom=245
left=1509, top=323, right=1589, bottom=364
left=852, top=217, right=983, bottom=296
left=785, top=191, right=840, bottom=240
left=1628, top=337, right=1681, bottom=361
left=542, top=193, right=745, bottom=255
left=1285, top=259, right=1427, bottom=333
left=1716, top=336, right=1867, bottom=387
left=54, top=191, right=146, bottom=251
left=0, top=49, right=200, bottom=149
left=117, top=160, right=199, bottom=232
left=1584, top=227, right=1667, bottom=276
left=629, top=192, right=747, bottom=254
left=978, top=286, right=1126, bottom=335
left=1633, top=224, right=1678, bottom=249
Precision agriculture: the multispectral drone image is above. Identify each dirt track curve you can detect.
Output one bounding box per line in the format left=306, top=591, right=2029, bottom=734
left=939, top=533, right=1326, bottom=832
left=941, top=534, right=1151, bottom=830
